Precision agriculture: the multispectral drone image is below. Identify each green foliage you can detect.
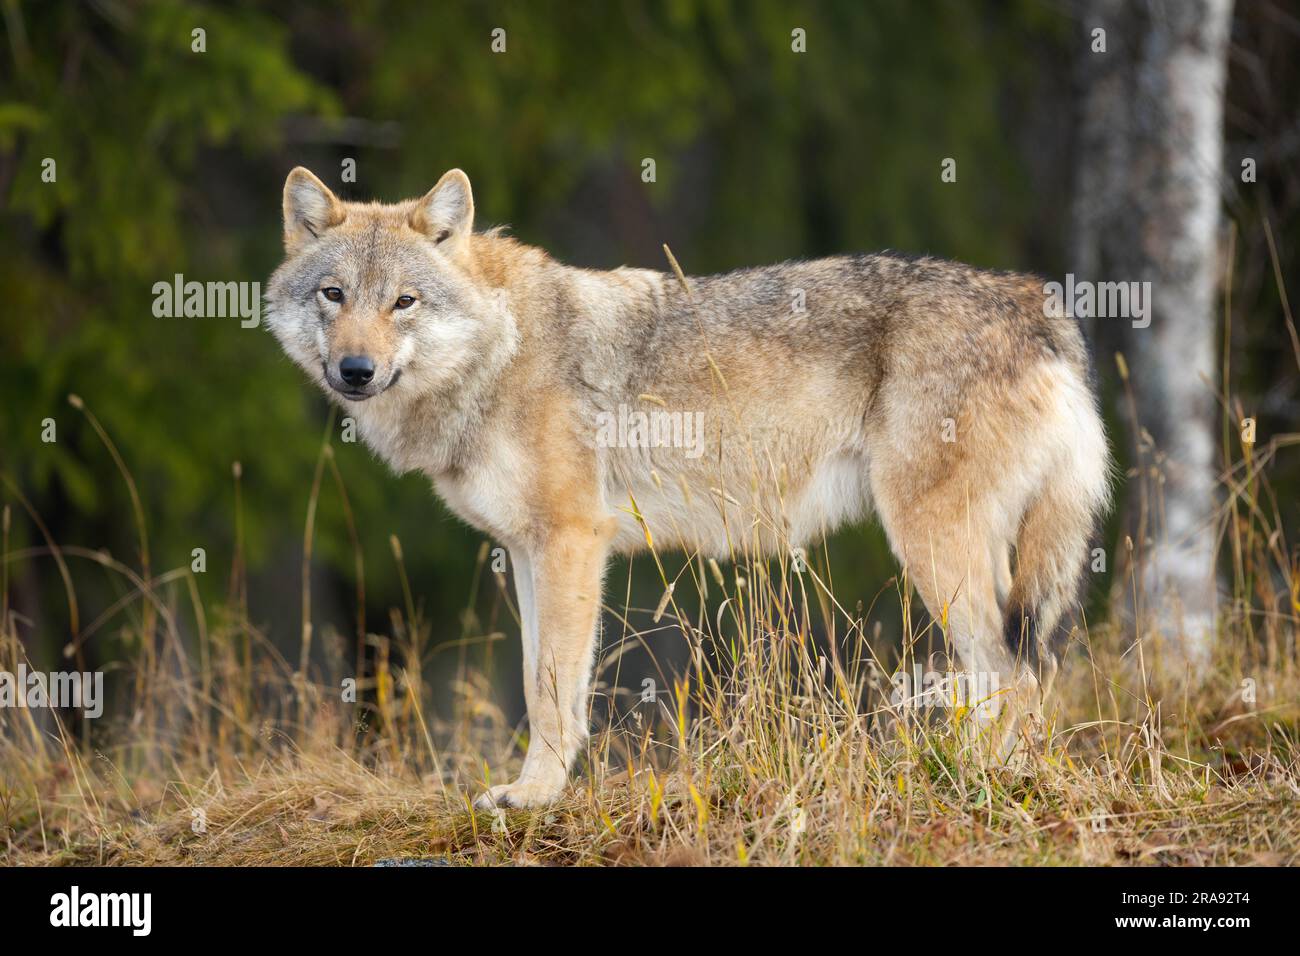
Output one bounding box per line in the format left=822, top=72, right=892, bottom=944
left=0, top=0, right=1064, bottom=656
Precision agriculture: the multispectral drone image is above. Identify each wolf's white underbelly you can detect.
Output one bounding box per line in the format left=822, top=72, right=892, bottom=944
left=603, top=450, right=871, bottom=559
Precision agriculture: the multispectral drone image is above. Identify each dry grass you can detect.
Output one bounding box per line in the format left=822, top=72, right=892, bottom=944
left=2, top=585, right=1296, bottom=866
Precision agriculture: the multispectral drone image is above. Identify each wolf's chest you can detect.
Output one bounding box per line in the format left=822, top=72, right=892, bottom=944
left=347, top=394, right=465, bottom=478
left=430, top=441, right=534, bottom=546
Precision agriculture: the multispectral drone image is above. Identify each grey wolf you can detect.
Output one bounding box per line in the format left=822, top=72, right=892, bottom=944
left=266, top=167, right=1111, bottom=808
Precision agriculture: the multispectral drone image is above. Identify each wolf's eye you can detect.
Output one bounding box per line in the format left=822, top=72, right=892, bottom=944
left=321, top=287, right=344, bottom=303
left=395, top=295, right=416, bottom=310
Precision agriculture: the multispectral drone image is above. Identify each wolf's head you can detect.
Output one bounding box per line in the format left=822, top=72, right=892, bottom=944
left=266, top=167, right=513, bottom=404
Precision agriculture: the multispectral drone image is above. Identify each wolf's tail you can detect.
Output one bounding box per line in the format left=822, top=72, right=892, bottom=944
left=1003, top=375, right=1111, bottom=669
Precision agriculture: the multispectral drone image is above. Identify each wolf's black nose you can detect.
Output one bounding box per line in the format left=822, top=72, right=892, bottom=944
left=339, top=355, right=375, bottom=387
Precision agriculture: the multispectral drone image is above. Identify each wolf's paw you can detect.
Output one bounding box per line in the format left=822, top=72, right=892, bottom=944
left=474, top=778, right=564, bottom=811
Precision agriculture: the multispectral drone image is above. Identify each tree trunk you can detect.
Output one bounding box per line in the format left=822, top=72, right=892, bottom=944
left=1071, top=0, right=1234, bottom=672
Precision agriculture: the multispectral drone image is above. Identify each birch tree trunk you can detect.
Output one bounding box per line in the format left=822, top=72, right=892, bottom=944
left=1071, top=0, right=1234, bottom=673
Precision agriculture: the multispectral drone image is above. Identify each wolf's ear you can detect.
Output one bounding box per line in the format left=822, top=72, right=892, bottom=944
left=282, top=167, right=344, bottom=252
left=412, top=169, right=474, bottom=246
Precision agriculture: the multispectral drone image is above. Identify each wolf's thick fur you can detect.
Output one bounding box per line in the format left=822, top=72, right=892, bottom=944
left=267, top=168, right=1111, bottom=808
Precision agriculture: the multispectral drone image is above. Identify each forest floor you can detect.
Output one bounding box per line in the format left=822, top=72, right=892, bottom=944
left=5, top=605, right=1298, bottom=866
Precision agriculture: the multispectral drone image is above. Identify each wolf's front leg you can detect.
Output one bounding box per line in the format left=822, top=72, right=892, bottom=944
left=476, top=522, right=609, bottom=809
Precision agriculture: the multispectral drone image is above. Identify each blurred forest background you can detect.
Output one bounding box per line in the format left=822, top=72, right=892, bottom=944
left=1, top=0, right=1297, bottom=727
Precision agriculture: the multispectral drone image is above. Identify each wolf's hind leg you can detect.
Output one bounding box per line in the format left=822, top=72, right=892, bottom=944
left=992, top=544, right=1013, bottom=610
left=872, top=483, right=1038, bottom=757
